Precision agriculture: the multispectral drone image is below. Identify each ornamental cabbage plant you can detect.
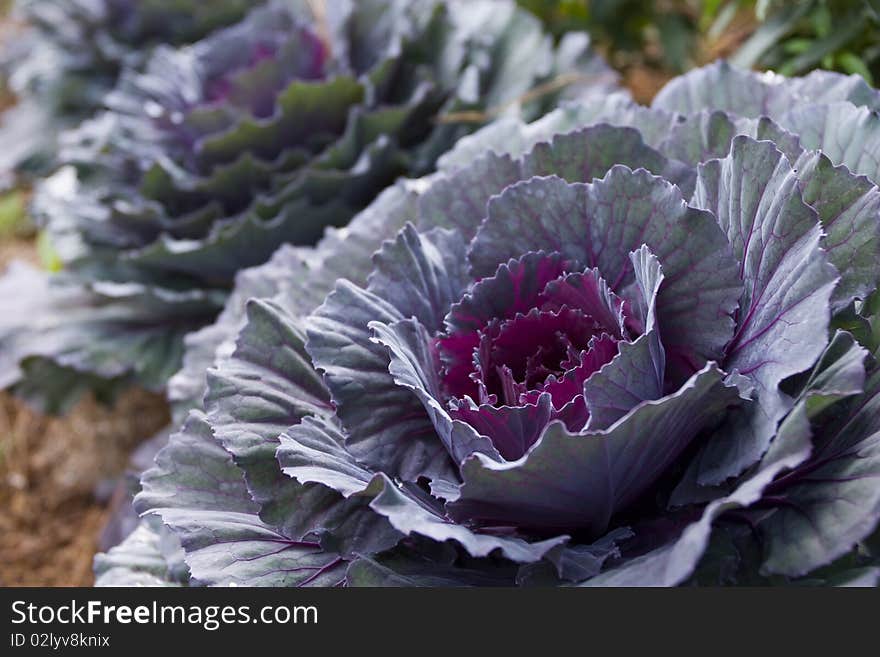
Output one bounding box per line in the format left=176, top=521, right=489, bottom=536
left=97, top=61, right=880, bottom=587
left=0, top=0, right=615, bottom=413
left=0, top=0, right=261, bottom=179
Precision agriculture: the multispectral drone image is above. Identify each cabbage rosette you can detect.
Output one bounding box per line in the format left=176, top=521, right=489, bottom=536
left=0, top=0, right=260, bottom=178
left=99, top=62, right=880, bottom=586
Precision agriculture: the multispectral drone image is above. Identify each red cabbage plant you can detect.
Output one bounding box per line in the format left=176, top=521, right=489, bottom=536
left=97, top=62, right=880, bottom=587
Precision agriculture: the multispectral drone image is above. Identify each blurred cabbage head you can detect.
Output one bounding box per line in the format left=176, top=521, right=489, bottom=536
left=0, top=0, right=617, bottom=412
left=0, top=0, right=261, bottom=177
left=101, top=61, right=880, bottom=587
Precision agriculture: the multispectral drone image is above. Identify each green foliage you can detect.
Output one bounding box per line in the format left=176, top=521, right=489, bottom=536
left=35, top=230, right=60, bottom=272
left=517, top=1, right=702, bottom=72
left=729, top=1, right=880, bottom=84
left=0, top=190, right=28, bottom=238
left=520, top=1, right=880, bottom=84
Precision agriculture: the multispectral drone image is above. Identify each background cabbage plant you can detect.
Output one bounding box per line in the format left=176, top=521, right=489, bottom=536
left=98, top=61, right=880, bottom=587
left=0, top=0, right=616, bottom=413
left=0, top=0, right=261, bottom=180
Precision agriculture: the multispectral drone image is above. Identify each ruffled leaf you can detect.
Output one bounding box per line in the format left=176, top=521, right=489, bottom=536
left=760, top=371, right=880, bottom=576
left=204, top=298, right=333, bottom=535
left=276, top=415, right=402, bottom=556
left=370, top=318, right=501, bottom=464
left=136, top=411, right=345, bottom=586
left=793, top=151, right=880, bottom=311
left=652, top=60, right=880, bottom=117
left=446, top=252, right=568, bottom=334
left=693, top=137, right=839, bottom=483
left=584, top=399, right=814, bottom=586
left=368, top=475, right=568, bottom=563
left=307, top=281, right=456, bottom=481
left=278, top=416, right=563, bottom=564
left=657, top=110, right=803, bottom=167
left=450, top=363, right=741, bottom=537
left=776, top=102, right=880, bottom=185
left=167, top=244, right=309, bottom=416
left=419, top=123, right=691, bottom=238
left=582, top=246, right=665, bottom=429
left=367, top=225, right=470, bottom=333
left=470, top=169, right=741, bottom=381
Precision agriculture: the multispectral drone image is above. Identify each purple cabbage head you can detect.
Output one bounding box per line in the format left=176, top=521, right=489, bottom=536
left=98, top=61, right=880, bottom=587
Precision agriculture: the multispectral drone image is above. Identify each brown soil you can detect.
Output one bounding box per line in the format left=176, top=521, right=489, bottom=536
left=622, top=66, right=675, bottom=105
left=0, top=387, right=170, bottom=586
left=0, top=236, right=38, bottom=266
left=0, top=244, right=171, bottom=586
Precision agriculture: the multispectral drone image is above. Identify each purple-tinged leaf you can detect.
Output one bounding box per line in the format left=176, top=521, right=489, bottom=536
left=307, top=281, right=457, bottom=481
left=276, top=415, right=402, bottom=557
left=278, top=415, right=375, bottom=498
left=136, top=411, right=344, bottom=586
left=582, top=246, right=665, bottom=429
left=367, top=475, right=568, bottom=563
left=419, top=123, right=694, bottom=239
left=521, top=125, right=695, bottom=196
left=657, top=110, right=803, bottom=167
left=436, top=95, right=681, bottom=172
left=450, top=363, right=740, bottom=536
left=584, top=399, right=814, bottom=586
left=367, top=225, right=470, bottom=333
left=346, top=545, right=518, bottom=587
left=470, top=169, right=741, bottom=380
left=518, top=527, right=635, bottom=584
left=797, top=331, right=869, bottom=417
left=489, top=307, right=603, bottom=390
left=369, top=318, right=501, bottom=465
left=541, top=268, right=626, bottom=338
left=446, top=252, right=568, bottom=334
left=693, top=137, right=839, bottom=484
left=417, top=151, right=524, bottom=237
left=204, top=298, right=332, bottom=534
left=524, top=333, right=619, bottom=425
left=449, top=394, right=554, bottom=462
left=167, top=244, right=309, bottom=418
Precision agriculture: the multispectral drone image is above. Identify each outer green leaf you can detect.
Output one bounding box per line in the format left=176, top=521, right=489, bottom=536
left=760, top=372, right=880, bottom=576
left=203, top=297, right=343, bottom=540
left=136, top=411, right=344, bottom=586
